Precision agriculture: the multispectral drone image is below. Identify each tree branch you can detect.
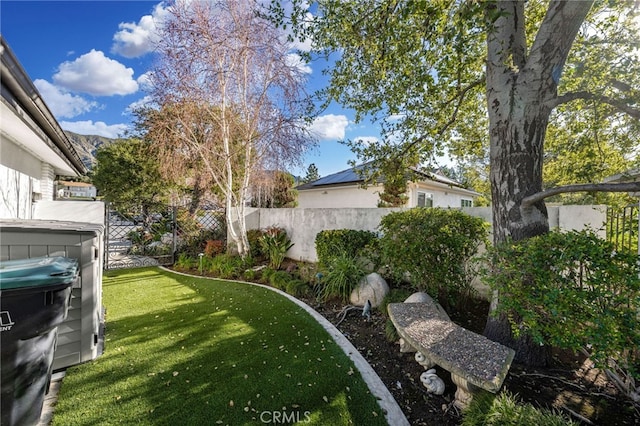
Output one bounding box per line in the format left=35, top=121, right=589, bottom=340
left=522, top=182, right=640, bottom=208
left=399, top=78, right=485, bottom=159
left=549, top=91, right=640, bottom=119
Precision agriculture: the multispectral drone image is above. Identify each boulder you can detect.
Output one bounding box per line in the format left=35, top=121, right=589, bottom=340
left=350, top=273, right=389, bottom=307
left=404, top=292, right=434, bottom=303
left=404, top=292, right=450, bottom=321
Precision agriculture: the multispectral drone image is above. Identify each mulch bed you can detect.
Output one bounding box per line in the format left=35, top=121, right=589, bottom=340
left=175, top=265, right=639, bottom=425
left=303, top=296, right=639, bottom=426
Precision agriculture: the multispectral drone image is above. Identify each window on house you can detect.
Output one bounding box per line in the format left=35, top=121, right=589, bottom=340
left=417, top=192, right=433, bottom=207
left=461, top=199, right=473, bottom=208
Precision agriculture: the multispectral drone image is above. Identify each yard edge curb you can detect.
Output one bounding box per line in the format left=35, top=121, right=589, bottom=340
left=160, top=266, right=410, bottom=426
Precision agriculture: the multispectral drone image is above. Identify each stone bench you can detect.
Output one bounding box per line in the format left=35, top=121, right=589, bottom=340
left=387, top=302, right=515, bottom=409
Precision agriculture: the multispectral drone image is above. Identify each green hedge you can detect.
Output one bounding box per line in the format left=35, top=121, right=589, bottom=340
left=377, top=208, right=488, bottom=306
left=315, top=229, right=378, bottom=267
left=481, top=229, right=640, bottom=375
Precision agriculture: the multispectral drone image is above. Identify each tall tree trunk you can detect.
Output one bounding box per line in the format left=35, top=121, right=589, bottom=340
left=484, top=102, right=552, bottom=365
left=482, top=0, right=594, bottom=366
left=188, top=177, right=204, bottom=215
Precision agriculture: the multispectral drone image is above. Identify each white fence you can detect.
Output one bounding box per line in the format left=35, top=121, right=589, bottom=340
left=240, top=205, right=608, bottom=263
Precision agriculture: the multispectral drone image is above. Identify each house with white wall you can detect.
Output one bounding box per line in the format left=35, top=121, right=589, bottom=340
left=56, top=180, right=97, bottom=199
left=1, top=36, right=86, bottom=219
left=296, top=163, right=479, bottom=208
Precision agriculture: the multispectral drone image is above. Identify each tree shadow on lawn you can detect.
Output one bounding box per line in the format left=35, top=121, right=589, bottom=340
left=53, top=267, right=386, bottom=425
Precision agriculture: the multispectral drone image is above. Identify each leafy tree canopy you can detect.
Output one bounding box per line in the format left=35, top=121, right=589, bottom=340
left=91, top=138, right=168, bottom=212
left=302, top=163, right=320, bottom=183
left=271, top=0, right=640, bottom=203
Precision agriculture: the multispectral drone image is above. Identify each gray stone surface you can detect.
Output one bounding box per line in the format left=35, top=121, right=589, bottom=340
left=350, top=272, right=389, bottom=307
left=388, top=302, right=514, bottom=393
left=404, top=292, right=434, bottom=303
left=403, top=292, right=450, bottom=321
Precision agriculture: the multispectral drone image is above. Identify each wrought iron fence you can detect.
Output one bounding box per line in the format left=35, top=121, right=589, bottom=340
left=105, top=204, right=177, bottom=269
left=606, top=204, right=639, bottom=255
left=105, top=202, right=226, bottom=270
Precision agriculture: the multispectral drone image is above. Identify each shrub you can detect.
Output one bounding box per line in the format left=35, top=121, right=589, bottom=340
left=462, top=391, right=578, bottom=426
left=318, top=253, right=368, bottom=303
left=204, top=239, right=225, bottom=257
left=174, top=253, right=196, bottom=271
left=246, top=229, right=265, bottom=259
left=243, top=268, right=257, bottom=282
left=175, top=208, right=226, bottom=257
left=293, top=262, right=320, bottom=284
left=259, top=227, right=294, bottom=269
left=377, top=208, right=488, bottom=308
left=481, top=229, right=640, bottom=375
left=268, top=270, right=292, bottom=290
left=208, top=254, right=250, bottom=279
left=315, top=229, right=378, bottom=267
left=285, top=279, right=311, bottom=297
left=260, top=267, right=277, bottom=284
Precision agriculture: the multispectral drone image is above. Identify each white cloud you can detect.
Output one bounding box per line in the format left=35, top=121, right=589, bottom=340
left=286, top=53, right=312, bottom=75
left=309, top=114, right=349, bottom=140
left=353, top=136, right=379, bottom=146
left=53, top=50, right=138, bottom=96
left=387, top=113, right=405, bottom=122
left=291, top=11, right=315, bottom=52
left=136, top=71, right=153, bottom=92
left=34, top=79, right=99, bottom=119
left=126, top=95, right=155, bottom=114
left=111, top=3, right=168, bottom=58
left=60, top=120, right=130, bottom=139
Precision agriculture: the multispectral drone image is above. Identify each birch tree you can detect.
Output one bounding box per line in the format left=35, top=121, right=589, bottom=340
left=272, top=0, right=640, bottom=365
left=146, top=0, right=314, bottom=257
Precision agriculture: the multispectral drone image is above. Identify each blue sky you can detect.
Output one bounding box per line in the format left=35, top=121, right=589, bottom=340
left=1, top=1, right=379, bottom=177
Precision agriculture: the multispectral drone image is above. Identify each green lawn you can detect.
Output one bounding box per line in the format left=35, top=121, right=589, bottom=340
left=52, top=267, right=386, bottom=425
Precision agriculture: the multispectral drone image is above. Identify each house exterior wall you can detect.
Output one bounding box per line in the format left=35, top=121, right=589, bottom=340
left=57, top=182, right=97, bottom=199
left=1, top=37, right=86, bottom=219
left=0, top=137, right=43, bottom=219
left=298, top=181, right=477, bottom=209
left=0, top=164, right=33, bottom=219
left=297, top=184, right=382, bottom=208
left=40, top=163, right=55, bottom=201
left=407, top=182, right=475, bottom=208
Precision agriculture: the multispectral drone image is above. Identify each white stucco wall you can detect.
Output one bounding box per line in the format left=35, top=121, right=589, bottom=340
left=0, top=164, right=33, bottom=219
left=0, top=138, right=45, bottom=219
left=462, top=205, right=608, bottom=241
left=1, top=122, right=67, bottom=218
left=34, top=201, right=105, bottom=225
left=243, top=205, right=608, bottom=264
left=297, top=184, right=382, bottom=208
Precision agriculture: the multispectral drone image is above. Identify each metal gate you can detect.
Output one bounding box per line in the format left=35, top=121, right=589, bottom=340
left=607, top=204, right=639, bottom=255
left=105, top=204, right=177, bottom=269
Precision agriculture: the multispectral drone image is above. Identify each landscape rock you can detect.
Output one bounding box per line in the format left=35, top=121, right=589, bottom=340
left=350, top=273, right=389, bottom=307
left=403, top=292, right=450, bottom=321
left=404, top=292, right=434, bottom=303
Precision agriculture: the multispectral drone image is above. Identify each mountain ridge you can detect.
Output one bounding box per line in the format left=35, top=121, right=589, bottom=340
left=65, top=131, right=118, bottom=170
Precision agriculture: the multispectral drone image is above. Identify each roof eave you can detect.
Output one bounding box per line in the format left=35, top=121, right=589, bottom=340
left=1, top=36, right=86, bottom=176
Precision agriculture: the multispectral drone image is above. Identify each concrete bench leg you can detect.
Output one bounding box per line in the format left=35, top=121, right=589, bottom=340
left=451, top=373, right=480, bottom=410
left=399, top=338, right=415, bottom=353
